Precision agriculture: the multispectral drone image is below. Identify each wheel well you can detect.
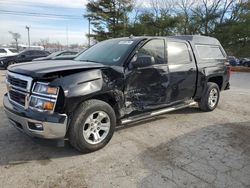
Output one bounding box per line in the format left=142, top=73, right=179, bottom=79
left=208, top=76, right=223, bottom=90
left=89, top=93, right=120, bottom=117
left=91, top=93, right=117, bottom=107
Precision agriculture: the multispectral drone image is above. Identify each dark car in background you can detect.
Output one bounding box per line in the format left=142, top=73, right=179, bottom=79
left=227, top=56, right=240, bottom=66
left=0, top=50, right=50, bottom=69
left=51, top=49, right=87, bottom=61
left=32, top=50, right=78, bottom=61
left=240, top=57, right=250, bottom=67
left=51, top=54, right=78, bottom=60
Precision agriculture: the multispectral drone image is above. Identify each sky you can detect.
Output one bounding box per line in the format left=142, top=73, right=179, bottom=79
left=0, top=0, right=89, bottom=45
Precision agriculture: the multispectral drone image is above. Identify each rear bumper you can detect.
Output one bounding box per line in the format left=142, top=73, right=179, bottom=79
left=3, top=94, right=68, bottom=139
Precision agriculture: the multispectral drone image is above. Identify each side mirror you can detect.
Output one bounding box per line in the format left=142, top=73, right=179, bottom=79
left=131, top=55, right=155, bottom=68
left=20, top=54, right=26, bottom=58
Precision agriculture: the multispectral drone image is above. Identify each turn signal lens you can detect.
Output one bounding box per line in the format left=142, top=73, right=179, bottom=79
left=43, top=101, right=55, bottom=111
left=29, top=96, right=56, bottom=112
left=47, top=87, right=58, bottom=95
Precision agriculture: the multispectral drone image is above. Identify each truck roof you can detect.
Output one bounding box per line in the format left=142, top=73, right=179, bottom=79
left=113, top=35, right=221, bottom=46
left=167, top=35, right=221, bottom=46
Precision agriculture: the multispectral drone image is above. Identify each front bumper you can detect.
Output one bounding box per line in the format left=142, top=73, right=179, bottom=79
left=3, top=94, right=68, bottom=139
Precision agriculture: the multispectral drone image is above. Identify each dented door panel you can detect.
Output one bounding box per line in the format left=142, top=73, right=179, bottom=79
left=125, top=64, right=170, bottom=111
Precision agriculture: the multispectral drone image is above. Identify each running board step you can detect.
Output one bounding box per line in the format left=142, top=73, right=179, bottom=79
left=121, top=101, right=197, bottom=125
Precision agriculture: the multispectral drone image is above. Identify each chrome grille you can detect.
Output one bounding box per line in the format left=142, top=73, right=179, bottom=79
left=6, top=71, right=33, bottom=92
left=6, top=71, right=33, bottom=108
left=8, top=75, right=28, bottom=90
left=9, top=89, right=26, bottom=106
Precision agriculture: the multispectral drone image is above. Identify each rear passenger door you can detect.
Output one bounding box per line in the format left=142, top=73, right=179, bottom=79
left=167, top=41, right=196, bottom=102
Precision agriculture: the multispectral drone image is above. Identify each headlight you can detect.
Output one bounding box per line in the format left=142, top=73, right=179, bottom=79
left=30, top=82, right=59, bottom=112
left=33, top=82, right=58, bottom=96
left=29, top=96, right=56, bottom=112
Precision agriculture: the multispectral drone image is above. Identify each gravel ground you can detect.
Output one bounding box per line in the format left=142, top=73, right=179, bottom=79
left=0, top=70, right=249, bottom=188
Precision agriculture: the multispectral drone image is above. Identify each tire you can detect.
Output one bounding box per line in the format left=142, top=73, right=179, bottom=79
left=198, top=82, right=220, bottom=112
left=4, top=61, right=16, bottom=69
left=68, top=99, right=116, bottom=153
left=243, top=62, right=250, bottom=67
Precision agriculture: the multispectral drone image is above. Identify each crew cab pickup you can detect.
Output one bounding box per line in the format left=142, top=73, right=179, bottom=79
left=3, top=35, right=230, bottom=152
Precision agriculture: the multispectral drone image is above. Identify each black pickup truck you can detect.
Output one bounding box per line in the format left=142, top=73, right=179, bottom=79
left=3, top=35, right=230, bottom=152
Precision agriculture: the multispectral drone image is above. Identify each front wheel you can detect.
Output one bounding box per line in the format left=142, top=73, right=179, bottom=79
left=198, top=82, right=220, bottom=112
left=68, top=99, right=116, bottom=153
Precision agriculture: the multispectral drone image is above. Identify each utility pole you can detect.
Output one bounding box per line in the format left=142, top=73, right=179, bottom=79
left=88, top=17, right=91, bottom=47
left=25, top=26, right=30, bottom=48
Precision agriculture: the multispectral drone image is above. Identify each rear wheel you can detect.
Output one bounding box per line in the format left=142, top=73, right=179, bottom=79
left=68, top=99, right=116, bottom=153
left=199, top=82, right=220, bottom=112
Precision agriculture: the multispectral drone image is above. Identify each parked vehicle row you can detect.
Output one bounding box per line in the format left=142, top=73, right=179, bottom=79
left=240, top=57, right=250, bottom=67
left=0, top=50, right=50, bottom=69
left=227, top=56, right=240, bottom=66
left=227, top=56, right=250, bottom=67
left=32, top=50, right=78, bottom=61
left=0, top=49, right=83, bottom=69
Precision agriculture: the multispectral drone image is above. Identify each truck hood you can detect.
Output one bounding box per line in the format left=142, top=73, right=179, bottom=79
left=8, top=60, right=105, bottom=78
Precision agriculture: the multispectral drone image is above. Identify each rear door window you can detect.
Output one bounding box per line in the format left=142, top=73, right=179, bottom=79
left=39, top=51, right=47, bottom=56
left=23, top=51, right=34, bottom=56
left=167, top=42, right=191, bottom=64
left=195, top=45, right=225, bottom=59
left=34, top=50, right=46, bottom=56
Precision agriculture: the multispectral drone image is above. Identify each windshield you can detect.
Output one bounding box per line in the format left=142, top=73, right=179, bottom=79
left=75, top=39, right=135, bottom=65
left=9, top=49, right=18, bottom=53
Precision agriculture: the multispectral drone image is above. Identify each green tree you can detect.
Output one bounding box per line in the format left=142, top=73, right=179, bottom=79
left=127, top=0, right=179, bottom=37
left=213, top=1, right=250, bottom=57
left=85, top=0, right=133, bottom=41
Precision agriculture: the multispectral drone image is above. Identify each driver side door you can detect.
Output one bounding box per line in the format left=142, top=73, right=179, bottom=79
left=124, top=39, right=170, bottom=112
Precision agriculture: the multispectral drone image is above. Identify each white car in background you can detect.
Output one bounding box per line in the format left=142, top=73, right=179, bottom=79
left=0, top=48, right=18, bottom=57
